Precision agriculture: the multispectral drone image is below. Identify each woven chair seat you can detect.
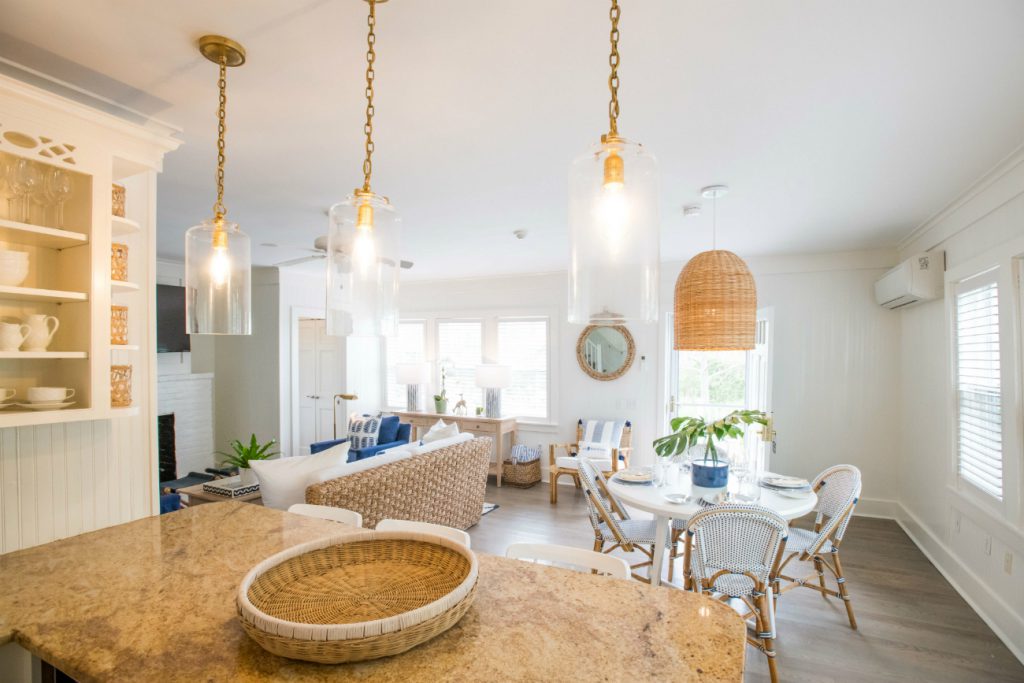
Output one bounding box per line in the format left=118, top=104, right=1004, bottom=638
left=708, top=573, right=757, bottom=599
left=785, top=526, right=833, bottom=555
left=597, top=519, right=673, bottom=547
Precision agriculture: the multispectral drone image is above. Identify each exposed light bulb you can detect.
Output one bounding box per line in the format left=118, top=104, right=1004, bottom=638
left=352, top=224, right=377, bottom=276
left=595, top=182, right=630, bottom=256
left=210, top=229, right=231, bottom=288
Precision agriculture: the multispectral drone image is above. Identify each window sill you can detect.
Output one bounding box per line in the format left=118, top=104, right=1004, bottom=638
left=515, top=420, right=560, bottom=434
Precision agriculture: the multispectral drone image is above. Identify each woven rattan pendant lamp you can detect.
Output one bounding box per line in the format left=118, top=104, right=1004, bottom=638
left=673, top=185, right=756, bottom=350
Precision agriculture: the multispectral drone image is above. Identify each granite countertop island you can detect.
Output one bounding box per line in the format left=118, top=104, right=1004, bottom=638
left=0, top=502, right=745, bottom=681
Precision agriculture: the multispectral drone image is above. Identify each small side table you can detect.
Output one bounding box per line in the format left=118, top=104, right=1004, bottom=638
left=177, top=482, right=263, bottom=506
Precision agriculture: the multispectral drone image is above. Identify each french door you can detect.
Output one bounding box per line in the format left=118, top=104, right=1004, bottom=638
left=665, top=307, right=774, bottom=470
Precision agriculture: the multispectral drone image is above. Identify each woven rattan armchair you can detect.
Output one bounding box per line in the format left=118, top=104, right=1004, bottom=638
left=776, top=464, right=862, bottom=629
left=549, top=419, right=632, bottom=504
left=578, top=458, right=679, bottom=583
left=305, top=437, right=492, bottom=530
left=683, top=504, right=789, bottom=683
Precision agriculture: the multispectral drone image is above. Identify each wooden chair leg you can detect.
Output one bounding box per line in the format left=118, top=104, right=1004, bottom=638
left=758, top=592, right=779, bottom=683
left=832, top=549, right=858, bottom=630
left=572, top=472, right=581, bottom=489
left=813, top=555, right=828, bottom=599
left=550, top=470, right=559, bottom=504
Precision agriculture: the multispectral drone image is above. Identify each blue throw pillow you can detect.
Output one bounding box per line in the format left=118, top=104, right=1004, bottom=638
left=348, top=413, right=383, bottom=450
left=378, top=415, right=400, bottom=444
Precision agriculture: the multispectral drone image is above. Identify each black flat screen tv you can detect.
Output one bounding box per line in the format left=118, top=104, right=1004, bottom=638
left=156, top=284, right=191, bottom=353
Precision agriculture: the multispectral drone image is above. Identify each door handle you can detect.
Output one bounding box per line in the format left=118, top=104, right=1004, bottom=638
left=306, top=395, right=318, bottom=399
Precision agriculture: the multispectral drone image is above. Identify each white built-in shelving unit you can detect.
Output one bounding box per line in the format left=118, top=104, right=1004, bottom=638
left=0, top=72, right=180, bottom=550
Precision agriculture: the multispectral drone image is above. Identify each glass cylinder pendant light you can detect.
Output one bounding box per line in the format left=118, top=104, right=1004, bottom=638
left=568, top=0, right=659, bottom=325
left=326, top=0, right=401, bottom=338
left=185, top=35, right=252, bottom=335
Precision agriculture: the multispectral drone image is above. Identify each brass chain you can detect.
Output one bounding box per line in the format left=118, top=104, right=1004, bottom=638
left=607, top=0, right=621, bottom=137
left=212, top=57, right=228, bottom=220
left=361, top=0, right=377, bottom=193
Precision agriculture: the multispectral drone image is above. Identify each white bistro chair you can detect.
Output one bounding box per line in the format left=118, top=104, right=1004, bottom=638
left=683, top=503, right=789, bottom=683
left=375, top=519, right=471, bottom=548
left=287, top=503, right=363, bottom=528
left=776, top=464, right=862, bottom=629
left=506, top=542, right=630, bottom=579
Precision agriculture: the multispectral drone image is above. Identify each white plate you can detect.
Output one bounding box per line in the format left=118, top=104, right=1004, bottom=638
left=772, top=489, right=812, bottom=499
left=662, top=492, right=693, bottom=505
left=760, top=475, right=810, bottom=489
left=15, top=401, right=76, bottom=411
left=616, top=468, right=653, bottom=483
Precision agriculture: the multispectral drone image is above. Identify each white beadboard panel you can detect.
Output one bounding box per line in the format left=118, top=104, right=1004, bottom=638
left=0, top=419, right=154, bottom=553
left=157, top=373, right=215, bottom=477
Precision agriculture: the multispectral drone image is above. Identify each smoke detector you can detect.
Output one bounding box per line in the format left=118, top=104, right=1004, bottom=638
left=513, top=229, right=528, bottom=240
left=682, top=205, right=701, bottom=217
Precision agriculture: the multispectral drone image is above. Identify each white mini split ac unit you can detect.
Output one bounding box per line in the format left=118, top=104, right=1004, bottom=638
left=874, top=251, right=945, bottom=310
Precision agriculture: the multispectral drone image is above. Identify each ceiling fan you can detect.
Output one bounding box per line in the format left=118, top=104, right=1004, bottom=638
left=273, top=235, right=414, bottom=270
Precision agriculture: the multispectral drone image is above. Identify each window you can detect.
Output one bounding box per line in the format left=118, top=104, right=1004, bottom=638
left=676, top=350, right=747, bottom=422
left=954, top=272, right=1003, bottom=500
left=498, top=318, right=549, bottom=420
left=384, top=321, right=426, bottom=408
left=438, top=320, right=483, bottom=408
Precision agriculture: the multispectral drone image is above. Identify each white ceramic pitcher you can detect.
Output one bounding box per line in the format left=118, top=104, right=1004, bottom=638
left=0, top=322, right=30, bottom=351
left=22, top=314, right=59, bottom=352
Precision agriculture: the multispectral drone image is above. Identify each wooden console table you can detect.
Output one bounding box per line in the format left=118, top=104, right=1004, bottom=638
left=392, top=411, right=517, bottom=487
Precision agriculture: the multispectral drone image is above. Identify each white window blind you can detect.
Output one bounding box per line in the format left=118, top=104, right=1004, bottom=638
left=954, top=274, right=1003, bottom=500
left=385, top=321, right=426, bottom=408
left=438, top=321, right=483, bottom=408
left=498, top=318, right=549, bottom=420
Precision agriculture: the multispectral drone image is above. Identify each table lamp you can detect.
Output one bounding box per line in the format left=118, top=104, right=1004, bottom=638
left=395, top=362, right=431, bottom=412
left=475, top=364, right=511, bottom=418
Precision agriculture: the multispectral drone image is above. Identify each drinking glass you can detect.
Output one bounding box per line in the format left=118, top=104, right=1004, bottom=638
left=729, top=448, right=759, bottom=503
left=653, top=458, right=668, bottom=488
left=10, top=159, right=40, bottom=223
left=31, top=174, right=55, bottom=226
left=48, top=169, right=72, bottom=227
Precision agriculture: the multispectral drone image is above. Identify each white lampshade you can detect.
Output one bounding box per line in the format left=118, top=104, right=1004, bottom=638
left=395, top=361, right=431, bottom=385
left=475, top=364, right=511, bottom=389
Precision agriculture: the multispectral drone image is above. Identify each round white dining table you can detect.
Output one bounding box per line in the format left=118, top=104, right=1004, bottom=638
left=606, top=473, right=817, bottom=586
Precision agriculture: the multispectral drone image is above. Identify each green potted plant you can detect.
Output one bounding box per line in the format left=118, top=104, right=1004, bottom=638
left=217, top=434, right=279, bottom=486
left=652, top=410, right=768, bottom=489
left=433, top=365, right=449, bottom=414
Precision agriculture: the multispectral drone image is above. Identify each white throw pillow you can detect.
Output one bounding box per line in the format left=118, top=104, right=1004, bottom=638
left=309, top=448, right=413, bottom=485
left=422, top=419, right=459, bottom=444
left=408, top=431, right=473, bottom=455
left=250, top=445, right=349, bottom=510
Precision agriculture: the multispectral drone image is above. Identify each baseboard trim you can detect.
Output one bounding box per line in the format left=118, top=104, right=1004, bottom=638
left=894, top=503, right=1024, bottom=666
left=851, top=497, right=900, bottom=519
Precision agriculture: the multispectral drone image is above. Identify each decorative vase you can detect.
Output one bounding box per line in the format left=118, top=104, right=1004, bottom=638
left=434, top=398, right=448, bottom=414
left=691, top=456, right=730, bottom=489
left=239, top=467, right=257, bottom=486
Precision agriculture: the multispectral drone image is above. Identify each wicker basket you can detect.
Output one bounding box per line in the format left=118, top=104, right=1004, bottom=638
left=111, top=364, right=132, bottom=407
left=502, top=459, right=541, bottom=488
left=111, top=305, right=128, bottom=345
left=111, top=243, right=129, bottom=281
left=238, top=530, right=478, bottom=664
left=112, top=183, right=126, bottom=218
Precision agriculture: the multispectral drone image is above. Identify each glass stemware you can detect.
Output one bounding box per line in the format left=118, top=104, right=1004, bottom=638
left=49, top=169, right=72, bottom=227
left=10, top=159, right=40, bottom=224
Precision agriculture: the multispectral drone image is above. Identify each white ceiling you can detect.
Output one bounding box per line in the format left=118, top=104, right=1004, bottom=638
left=3, top=0, right=1024, bottom=280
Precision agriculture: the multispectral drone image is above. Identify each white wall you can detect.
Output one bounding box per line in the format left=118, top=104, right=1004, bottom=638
left=397, top=249, right=903, bottom=508
left=896, top=149, right=1024, bottom=661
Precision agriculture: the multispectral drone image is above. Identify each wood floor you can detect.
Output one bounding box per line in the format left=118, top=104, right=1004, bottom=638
left=470, top=482, right=1024, bottom=682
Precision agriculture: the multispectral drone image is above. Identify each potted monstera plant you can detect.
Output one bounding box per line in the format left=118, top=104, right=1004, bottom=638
left=652, top=410, right=768, bottom=489
left=217, top=434, right=279, bottom=486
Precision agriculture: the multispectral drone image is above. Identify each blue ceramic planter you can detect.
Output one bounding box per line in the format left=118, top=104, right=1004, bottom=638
left=691, top=457, right=729, bottom=489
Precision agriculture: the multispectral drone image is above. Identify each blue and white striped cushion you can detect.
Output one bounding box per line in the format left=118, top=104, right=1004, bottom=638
left=348, top=413, right=383, bottom=450
left=579, top=419, right=625, bottom=453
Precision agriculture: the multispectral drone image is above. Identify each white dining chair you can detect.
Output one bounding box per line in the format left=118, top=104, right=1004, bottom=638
left=375, top=519, right=471, bottom=547
left=506, top=542, right=630, bottom=579
left=776, top=464, right=862, bottom=629
left=287, top=503, right=362, bottom=528
left=683, top=503, right=789, bottom=683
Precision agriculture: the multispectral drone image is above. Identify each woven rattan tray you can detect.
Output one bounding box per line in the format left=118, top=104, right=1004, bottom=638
left=237, top=530, right=478, bottom=663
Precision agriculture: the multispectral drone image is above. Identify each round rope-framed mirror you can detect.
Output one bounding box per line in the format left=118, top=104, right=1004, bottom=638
left=576, top=324, right=635, bottom=381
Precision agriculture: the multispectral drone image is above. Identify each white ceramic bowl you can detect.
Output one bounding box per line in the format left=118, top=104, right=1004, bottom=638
left=0, top=264, right=29, bottom=286
left=27, top=387, right=75, bottom=403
